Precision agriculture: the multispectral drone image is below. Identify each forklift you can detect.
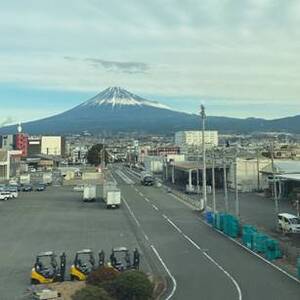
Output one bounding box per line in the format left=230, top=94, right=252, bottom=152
left=110, top=247, right=140, bottom=272
left=70, top=249, right=105, bottom=281
left=30, top=251, right=66, bottom=284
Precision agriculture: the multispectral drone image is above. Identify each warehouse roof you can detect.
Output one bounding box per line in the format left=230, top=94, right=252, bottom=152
left=261, top=160, right=300, bottom=174
left=277, top=174, right=300, bottom=182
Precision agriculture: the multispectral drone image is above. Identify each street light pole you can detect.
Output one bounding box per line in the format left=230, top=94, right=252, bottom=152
left=223, top=147, right=229, bottom=213
left=271, top=141, right=279, bottom=228
left=200, top=105, right=207, bottom=211
left=234, top=147, right=239, bottom=217
left=212, top=149, right=216, bottom=213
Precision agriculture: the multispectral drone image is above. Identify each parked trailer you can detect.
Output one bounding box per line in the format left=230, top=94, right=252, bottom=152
left=104, top=189, right=121, bottom=209
left=83, top=185, right=97, bottom=202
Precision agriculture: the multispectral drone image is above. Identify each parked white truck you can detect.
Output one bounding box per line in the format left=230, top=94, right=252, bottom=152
left=83, top=184, right=97, bottom=202
left=103, top=182, right=121, bottom=208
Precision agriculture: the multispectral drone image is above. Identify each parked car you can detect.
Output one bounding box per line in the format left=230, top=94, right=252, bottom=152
left=35, top=184, right=46, bottom=192
left=0, top=191, right=11, bottom=201
left=22, top=185, right=33, bottom=192
left=7, top=186, right=18, bottom=198
left=278, top=213, right=300, bottom=233
left=73, top=185, right=84, bottom=192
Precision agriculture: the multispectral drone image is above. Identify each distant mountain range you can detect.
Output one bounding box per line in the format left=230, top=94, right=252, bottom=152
left=1, top=87, right=299, bottom=135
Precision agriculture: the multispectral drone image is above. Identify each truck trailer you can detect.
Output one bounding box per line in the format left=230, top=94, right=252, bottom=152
left=103, top=182, right=121, bottom=208
left=83, top=184, right=97, bottom=202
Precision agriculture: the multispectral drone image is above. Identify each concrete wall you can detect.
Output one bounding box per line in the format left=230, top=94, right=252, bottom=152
left=227, top=158, right=271, bottom=192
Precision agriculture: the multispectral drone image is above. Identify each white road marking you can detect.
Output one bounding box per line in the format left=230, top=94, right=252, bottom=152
left=152, top=204, right=159, bottom=211
left=151, top=245, right=177, bottom=300
left=163, top=215, right=242, bottom=300
left=164, top=216, right=182, bottom=234
left=139, top=192, right=144, bottom=197
left=198, top=218, right=300, bottom=285
left=115, top=169, right=134, bottom=184
left=123, top=197, right=141, bottom=227
left=123, top=196, right=177, bottom=299
left=144, top=198, right=150, bottom=202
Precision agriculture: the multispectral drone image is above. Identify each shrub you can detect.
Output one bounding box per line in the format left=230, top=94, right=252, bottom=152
left=110, top=270, right=153, bottom=300
left=72, top=285, right=113, bottom=300
left=87, top=266, right=120, bottom=286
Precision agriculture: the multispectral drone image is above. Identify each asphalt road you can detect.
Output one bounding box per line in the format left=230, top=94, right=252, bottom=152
left=113, top=165, right=300, bottom=300
left=164, top=179, right=300, bottom=248
left=0, top=186, right=147, bottom=300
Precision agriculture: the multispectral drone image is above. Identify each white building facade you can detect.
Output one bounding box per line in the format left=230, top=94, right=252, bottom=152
left=175, top=131, right=218, bottom=148
left=41, top=136, right=65, bottom=156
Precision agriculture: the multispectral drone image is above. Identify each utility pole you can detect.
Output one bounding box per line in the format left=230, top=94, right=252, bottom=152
left=223, top=147, right=229, bottom=213
left=234, top=147, right=239, bottom=217
left=212, top=149, right=216, bottom=213
left=271, top=140, right=279, bottom=227
left=200, top=105, right=207, bottom=211
left=256, top=149, right=260, bottom=191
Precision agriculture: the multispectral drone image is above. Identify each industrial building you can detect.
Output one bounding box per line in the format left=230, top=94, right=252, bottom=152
left=175, top=131, right=218, bottom=148
left=41, top=136, right=65, bottom=156
left=0, top=149, right=22, bottom=181
left=227, top=157, right=271, bottom=192
left=28, top=137, right=42, bottom=157
left=0, top=135, right=14, bottom=150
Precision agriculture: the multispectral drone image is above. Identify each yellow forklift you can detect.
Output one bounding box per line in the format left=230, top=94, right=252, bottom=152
left=70, top=249, right=105, bottom=281
left=30, top=251, right=66, bottom=284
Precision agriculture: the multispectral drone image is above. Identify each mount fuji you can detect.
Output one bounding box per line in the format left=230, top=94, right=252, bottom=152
left=0, top=87, right=299, bottom=135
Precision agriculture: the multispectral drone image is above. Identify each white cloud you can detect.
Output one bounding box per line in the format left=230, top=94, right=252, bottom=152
left=0, top=0, right=300, bottom=117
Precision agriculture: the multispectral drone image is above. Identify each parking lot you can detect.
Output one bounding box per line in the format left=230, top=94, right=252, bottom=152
left=0, top=186, right=145, bottom=300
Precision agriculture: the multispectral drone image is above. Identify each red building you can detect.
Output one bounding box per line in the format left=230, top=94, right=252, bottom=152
left=15, top=133, right=28, bottom=157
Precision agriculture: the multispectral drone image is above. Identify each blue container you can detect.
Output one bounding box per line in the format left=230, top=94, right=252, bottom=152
left=265, top=239, right=282, bottom=261
left=205, top=211, right=214, bottom=224
left=242, top=225, right=257, bottom=249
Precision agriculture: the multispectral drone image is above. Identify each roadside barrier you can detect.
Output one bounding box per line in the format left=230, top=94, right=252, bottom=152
left=210, top=214, right=283, bottom=262
left=213, top=213, right=240, bottom=238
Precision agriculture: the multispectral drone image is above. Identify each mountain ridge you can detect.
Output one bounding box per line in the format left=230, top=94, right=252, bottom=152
left=0, top=87, right=299, bottom=135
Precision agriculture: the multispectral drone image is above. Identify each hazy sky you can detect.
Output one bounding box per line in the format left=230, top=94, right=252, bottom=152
left=1, top=0, right=300, bottom=125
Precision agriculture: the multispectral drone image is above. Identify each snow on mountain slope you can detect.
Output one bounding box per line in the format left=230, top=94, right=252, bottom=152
left=81, top=87, right=172, bottom=110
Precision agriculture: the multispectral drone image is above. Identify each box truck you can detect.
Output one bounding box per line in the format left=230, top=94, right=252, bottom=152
left=105, top=189, right=121, bottom=209
left=83, top=184, right=97, bottom=202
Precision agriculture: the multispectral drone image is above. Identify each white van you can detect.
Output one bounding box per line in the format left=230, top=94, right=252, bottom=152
left=278, top=213, right=300, bottom=233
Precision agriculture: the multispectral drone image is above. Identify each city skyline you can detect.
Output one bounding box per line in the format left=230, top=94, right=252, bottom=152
left=1, top=1, right=300, bottom=125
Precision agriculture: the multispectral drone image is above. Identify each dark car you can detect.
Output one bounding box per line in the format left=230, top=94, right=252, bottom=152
left=35, top=184, right=46, bottom=192
left=22, top=185, right=33, bottom=192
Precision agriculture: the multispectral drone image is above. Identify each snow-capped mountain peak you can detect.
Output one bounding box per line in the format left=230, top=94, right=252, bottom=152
left=82, top=87, right=171, bottom=110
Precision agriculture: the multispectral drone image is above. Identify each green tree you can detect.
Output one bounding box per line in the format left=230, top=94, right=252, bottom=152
left=110, top=270, right=153, bottom=300
left=87, top=144, right=108, bottom=166
left=87, top=266, right=120, bottom=287
left=72, top=285, right=114, bottom=300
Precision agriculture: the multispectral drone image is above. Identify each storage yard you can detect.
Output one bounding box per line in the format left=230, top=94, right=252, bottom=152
left=0, top=185, right=147, bottom=300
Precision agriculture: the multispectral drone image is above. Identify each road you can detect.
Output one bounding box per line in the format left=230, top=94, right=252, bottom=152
left=165, top=180, right=300, bottom=248
left=0, top=186, right=148, bottom=300
left=112, top=165, right=300, bottom=300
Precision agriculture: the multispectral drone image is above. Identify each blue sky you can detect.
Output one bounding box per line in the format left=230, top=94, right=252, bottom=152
left=1, top=0, right=300, bottom=126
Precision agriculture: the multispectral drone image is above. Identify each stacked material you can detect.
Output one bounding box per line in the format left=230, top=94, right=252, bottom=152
left=223, top=214, right=240, bottom=238
left=265, top=239, right=282, bottom=261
